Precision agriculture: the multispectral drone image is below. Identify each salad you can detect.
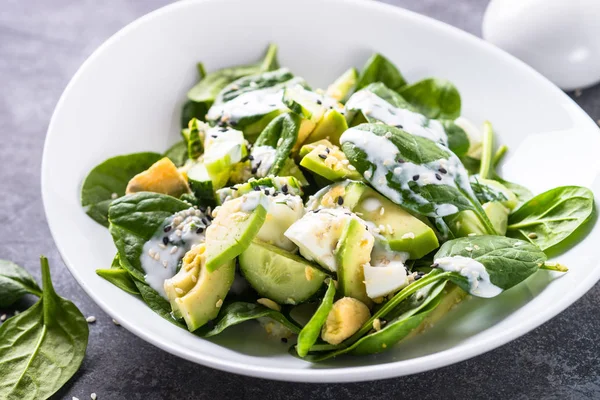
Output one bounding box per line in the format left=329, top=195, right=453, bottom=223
left=80, top=45, right=595, bottom=361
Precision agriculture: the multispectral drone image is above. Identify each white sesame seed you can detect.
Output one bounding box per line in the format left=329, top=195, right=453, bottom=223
left=380, top=207, right=385, bottom=216
left=474, top=245, right=480, bottom=250
left=348, top=165, right=356, bottom=171
left=170, top=246, right=178, bottom=254
left=384, top=132, right=392, bottom=139
left=401, top=232, right=415, bottom=239
left=378, top=224, right=386, bottom=233
left=393, top=167, right=403, bottom=175
left=112, top=319, right=120, bottom=326
left=0, top=314, right=6, bottom=321
left=528, top=232, right=538, bottom=239
left=341, top=159, right=350, bottom=165
left=86, top=316, right=96, bottom=323
left=468, top=233, right=477, bottom=237
left=91, top=393, right=97, bottom=400
left=153, top=253, right=160, bottom=261
left=215, top=299, right=223, bottom=308
left=175, top=229, right=182, bottom=237
left=175, top=288, right=184, bottom=294
left=277, top=137, right=283, bottom=147
left=14, top=311, right=19, bottom=315
left=148, top=249, right=156, bottom=257
left=383, top=159, right=393, bottom=166
left=377, top=176, right=386, bottom=185
left=158, top=243, right=166, bottom=249
left=364, top=170, right=372, bottom=179
left=173, top=216, right=183, bottom=225
left=111, top=193, right=118, bottom=199
left=465, top=247, right=473, bottom=252
left=387, top=224, right=394, bottom=234
left=162, top=260, right=168, bottom=268
left=191, top=274, right=197, bottom=283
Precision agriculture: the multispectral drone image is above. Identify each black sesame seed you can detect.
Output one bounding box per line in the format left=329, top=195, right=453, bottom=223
left=211, top=135, right=218, bottom=138
left=319, top=154, right=327, bottom=160
left=199, top=206, right=206, bottom=213
left=337, top=196, right=344, bottom=205
left=439, top=167, right=447, bottom=174
left=325, top=147, right=330, bottom=154
left=269, top=103, right=277, bottom=107
left=251, top=168, right=258, bottom=174
left=218, top=120, right=227, bottom=127
left=202, top=218, right=209, bottom=225
left=243, top=101, right=249, bottom=105
left=316, top=99, right=322, bottom=105
left=431, top=263, right=439, bottom=268
left=231, top=187, right=238, bottom=191
left=230, top=121, right=237, bottom=127
left=373, top=103, right=381, bottom=108
left=329, top=106, right=333, bottom=109
left=397, top=158, right=405, bottom=164
left=272, top=191, right=279, bottom=196
left=435, top=173, right=442, bottom=181
left=264, top=189, right=270, bottom=196
left=412, top=175, right=419, bottom=181
left=414, top=275, right=422, bottom=281
left=254, top=186, right=261, bottom=191
left=281, top=337, right=288, bottom=343
left=162, top=236, right=169, bottom=245
left=219, top=127, right=228, bottom=132
left=196, top=227, right=204, bottom=234
left=395, top=124, right=404, bottom=129
left=248, top=155, right=254, bottom=161
left=388, top=108, right=396, bottom=115
left=281, top=184, right=288, bottom=193
left=164, top=225, right=172, bottom=233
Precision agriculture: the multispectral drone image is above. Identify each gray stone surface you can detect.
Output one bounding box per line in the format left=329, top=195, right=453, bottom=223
left=0, top=0, right=599, bottom=399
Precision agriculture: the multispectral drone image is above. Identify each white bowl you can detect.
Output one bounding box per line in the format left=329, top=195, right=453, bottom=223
left=42, top=0, right=600, bottom=382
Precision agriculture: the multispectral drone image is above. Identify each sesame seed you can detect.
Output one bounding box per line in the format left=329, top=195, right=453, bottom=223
left=14, top=311, right=19, bottom=315
left=86, top=316, right=96, bottom=323
left=412, top=175, right=419, bottom=181
left=337, top=196, right=344, bottom=205
left=373, top=318, right=382, bottom=331
left=191, top=274, right=197, bottom=283
left=91, top=393, right=97, bottom=400
left=435, top=173, right=442, bottom=181
left=383, top=159, right=393, bottom=166
left=468, top=233, right=477, bottom=237
left=465, top=247, right=473, bottom=252
left=0, top=314, right=6, bottom=322
left=216, top=299, right=223, bottom=308
left=395, top=124, right=403, bottom=129
left=364, top=170, right=372, bottom=179
left=401, top=232, right=415, bottom=239
left=319, top=153, right=327, bottom=160
left=281, top=337, right=288, bottom=343
left=281, top=184, right=288, bottom=193
left=111, top=193, right=118, bottom=199
left=528, top=233, right=538, bottom=239
left=253, top=186, right=261, bottom=191
left=439, top=167, right=447, bottom=174
left=170, top=246, right=178, bottom=254
left=148, top=249, right=156, bottom=257
left=384, top=132, right=392, bottom=139
left=175, top=230, right=182, bottom=237
left=316, top=99, right=322, bottom=105
left=474, top=245, right=480, bottom=250
left=397, top=158, right=405, bottom=163
left=112, top=319, right=120, bottom=326
left=380, top=207, right=385, bottom=216
left=248, top=155, right=254, bottom=161
left=348, top=165, right=356, bottom=171
left=325, top=147, right=331, bottom=154
left=264, top=189, right=270, bottom=196
left=277, top=138, right=283, bottom=147
left=162, top=236, right=169, bottom=245
left=175, top=288, right=184, bottom=294
left=162, top=260, right=168, bottom=268
left=158, top=243, right=167, bottom=250
left=153, top=253, right=160, bottom=261
left=196, top=227, right=204, bottom=234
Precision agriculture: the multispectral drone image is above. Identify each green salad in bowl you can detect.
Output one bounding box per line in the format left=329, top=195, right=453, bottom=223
left=80, top=44, right=594, bottom=361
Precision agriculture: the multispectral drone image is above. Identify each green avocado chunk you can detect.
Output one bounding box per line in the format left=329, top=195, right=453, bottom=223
left=300, top=140, right=362, bottom=181
left=336, top=218, right=374, bottom=307
left=239, top=240, right=327, bottom=304
left=164, top=243, right=235, bottom=331
left=305, top=109, right=348, bottom=147
left=446, top=201, right=509, bottom=237
left=326, top=67, right=358, bottom=103
left=204, top=193, right=268, bottom=271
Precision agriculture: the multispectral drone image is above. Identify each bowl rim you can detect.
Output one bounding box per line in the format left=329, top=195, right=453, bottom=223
left=41, top=0, right=600, bottom=383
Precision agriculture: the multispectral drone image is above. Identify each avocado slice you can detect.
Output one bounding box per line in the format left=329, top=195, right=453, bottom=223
left=126, top=157, right=191, bottom=197
left=446, top=201, right=509, bottom=237
left=164, top=243, right=235, bottom=331
left=336, top=218, right=374, bottom=307
left=204, top=192, right=268, bottom=271
left=326, top=67, right=358, bottom=102
left=279, top=157, right=309, bottom=187
left=239, top=240, right=327, bottom=304
left=310, top=181, right=439, bottom=259
left=300, top=141, right=362, bottom=182
left=305, top=109, right=348, bottom=147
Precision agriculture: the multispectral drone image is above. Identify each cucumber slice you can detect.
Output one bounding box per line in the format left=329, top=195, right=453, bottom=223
left=203, top=127, right=247, bottom=188
left=239, top=240, right=328, bottom=304
left=204, top=193, right=268, bottom=271
left=186, top=162, right=215, bottom=204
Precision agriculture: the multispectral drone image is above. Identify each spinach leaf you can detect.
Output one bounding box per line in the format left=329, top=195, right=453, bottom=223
left=0, top=256, right=88, bottom=400
left=215, top=68, right=295, bottom=105
left=470, top=177, right=509, bottom=204
left=81, top=152, right=163, bottom=227
left=361, top=82, right=415, bottom=110
left=163, top=140, right=189, bottom=167
left=187, top=44, right=279, bottom=105
left=507, top=186, right=595, bottom=251
left=434, top=235, right=546, bottom=291
left=0, top=260, right=42, bottom=307
left=108, top=192, right=190, bottom=281
left=341, top=123, right=496, bottom=233
left=199, top=302, right=302, bottom=337
left=180, top=118, right=204, bottom=160
left=356, top=53, right=406, bottom=92
left=398, top=78, right=461, bottom=120
left=96, top=268, right=140, bottom=296
left=252, top=112, right=301, bottom=175
left=181, top=100, right=209, bottom=128
left=133, top=280, right=186, bottom=328
left=296, top=279, right=335, bottom=357
left=495, top=177, right=533, bottom=208
left=439, top=120, right=470, bottom=158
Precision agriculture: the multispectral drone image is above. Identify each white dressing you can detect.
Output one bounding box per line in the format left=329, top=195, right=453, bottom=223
left=345, top=90, right=448, bottom=145
left=140, top=207, right=209, bottom=298
left=204, top=126, right=246, bottom=165
left=251, top=145, right=277, bottom=177
left=434, top=255, right=502, bottom=298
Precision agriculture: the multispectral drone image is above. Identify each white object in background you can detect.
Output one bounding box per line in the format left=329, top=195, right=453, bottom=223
left=483, top=0, right=600, bottom=91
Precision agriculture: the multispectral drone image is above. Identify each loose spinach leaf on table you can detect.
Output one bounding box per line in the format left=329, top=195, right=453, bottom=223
left=398, top=78, right=461, bottom=120
left=0, top=256, right=88, bottom=400
left=296, top=279, right=335, bottom=357
left=0, top=260, right=42, bottom=307
left=507, top=186, right=595, bottom=251
left=341, top=123, right=496, bottom=233
left=199, top=302, right=302, bottom=337
left=81, top=152, right=163, bottom=227
left=355, top=53, right=406, bottom=92
left=164, top=140, right=189, bottom=167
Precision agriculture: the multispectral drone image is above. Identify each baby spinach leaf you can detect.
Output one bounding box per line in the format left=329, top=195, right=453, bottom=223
left=398, top=78, right=461, bottom=120
left=81, top=152, right=163, bottom=227
left=434, top=235, right=547, bottom=291
left=215, top=68, right=295, bottom=105
left=439, top=120, right=470, bottom=158
left=341, top=123, right=496, bottom=233
left=199, top=302, right=302, bottom=337
left=181, top=100, right=209, bottom=128
left=253, top=112, right=301, bottom=175
left=180, top=118, right=204, bottom=160
left=133, top=280, right=186, bottom=328
left=356, top=53, right=406, bottom=92
left=507, top=186, right=595, bottom=251
left=0, top=256, right=88, bottom=400
left=296, top=279, right=335, bottom=357
left=108, top=192, right=190, bottom=281
left=96, top=268, right=140, bottom=296
left=187, top=43, right=279, bottom=104
left=470, top=178, right=509, bottom=204
left=164, top=140, right=189, bottom=167
left=0, top=260, right=42, bottom=307
left=361, top=82, right=415, bottom=110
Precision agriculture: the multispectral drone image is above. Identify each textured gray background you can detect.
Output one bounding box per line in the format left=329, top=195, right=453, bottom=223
left=1, top=0, right=599, bottom=399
